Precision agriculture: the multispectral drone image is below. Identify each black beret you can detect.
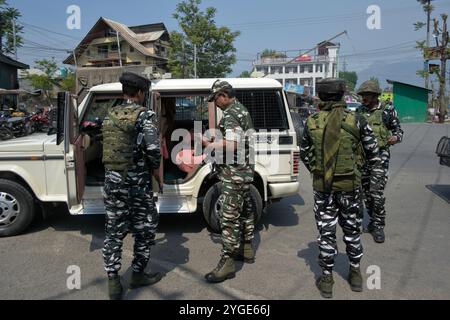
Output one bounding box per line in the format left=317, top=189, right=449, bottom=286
left=119, top=72, right=151, bottom=91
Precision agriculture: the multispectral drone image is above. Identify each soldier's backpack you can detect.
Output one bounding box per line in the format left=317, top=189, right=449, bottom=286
left=102, top=104, right=145, bottom=173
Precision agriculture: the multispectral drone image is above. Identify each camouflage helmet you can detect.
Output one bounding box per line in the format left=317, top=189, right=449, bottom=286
left=208, top=79, right=234, bottom=102
left=357, top=80, right=382, bottom=95
left=316, top=78, right=346, bottom=95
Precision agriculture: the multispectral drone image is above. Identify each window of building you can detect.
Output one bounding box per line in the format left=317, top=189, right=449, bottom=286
left=129, top=46, right=135, bottom=53
left=97, top=45, right=108, bottom=55
left=271, top=66, right=282, bottom=74
left=300, top=65, right=313, bottom=73
left=285, top=65, right=297, bottom=74
left=300, top=78, right=312, bottom=86
left=111, top=44, right=118, bottom=52
left=315, top=64, right=323, bottom=73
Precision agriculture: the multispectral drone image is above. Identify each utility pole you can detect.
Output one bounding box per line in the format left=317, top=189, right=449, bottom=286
left=0, top=12, right=5, bottom=53
left=181, top=41, right=186, bottom=79
left=116, top=31, right=122, bottom=67
left=72, top=50, right=77, bottom=68
left=194, top=44, right=197, bottom=79
left=12, top=17, right=17, bottom=60
left=425, top=0, right=432, bottom=94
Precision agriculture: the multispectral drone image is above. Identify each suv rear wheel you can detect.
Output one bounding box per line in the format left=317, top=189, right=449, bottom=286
left=0, top=179, right=35, bottom=237
left=202, top=182, right=263, bottom=234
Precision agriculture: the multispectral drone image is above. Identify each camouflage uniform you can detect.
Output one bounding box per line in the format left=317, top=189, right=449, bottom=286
left=301, top=105, right=382, bottom=275
left=218, top=100, right=255, bottom=258
left=102, top=103, right=160, bottom=277
left=358, top=95, right=403, bottom=231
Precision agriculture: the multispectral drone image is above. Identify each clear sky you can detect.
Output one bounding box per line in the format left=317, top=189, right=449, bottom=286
left=9, top=0, right=450, bottom=86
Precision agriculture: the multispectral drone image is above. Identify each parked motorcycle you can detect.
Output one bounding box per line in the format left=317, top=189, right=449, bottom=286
left=31, top=109, right=50, bottom=132
left=0, top=121, right=14, bottom=141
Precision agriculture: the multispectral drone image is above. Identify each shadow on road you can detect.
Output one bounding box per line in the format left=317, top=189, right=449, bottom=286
left=297, top=242, right=351, bottom=281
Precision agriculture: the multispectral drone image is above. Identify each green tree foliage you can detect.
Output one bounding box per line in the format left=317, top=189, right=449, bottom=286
left=260, top=49, right=287, bottom=58
left=60, top=69, right=76, bottom=92
left=25, top=58, right=59, bottom=103
left=168, top=0, right=240, bottom=78
left=340, top=71, right=358, bottom=91
left=0, top=0, right=23, bottom=55
left=239, top=70, right=251, bottom=78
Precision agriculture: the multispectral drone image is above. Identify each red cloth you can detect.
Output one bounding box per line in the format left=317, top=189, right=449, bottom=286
left=176, top=149, right=206, bottom=173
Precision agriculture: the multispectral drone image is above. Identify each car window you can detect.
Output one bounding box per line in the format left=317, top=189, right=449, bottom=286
left=235, top=89, right=288, bottom=130
left=82, top=93, right=124, bottom=123
left=174, top=96, right=208, bottom=121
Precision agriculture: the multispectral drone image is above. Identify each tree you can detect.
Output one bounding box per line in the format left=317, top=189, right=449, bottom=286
left=340, top=71, right=358, bottom=91
left=239, top=70, right=251, bottom=78
left=0, top=0, right=24, bottom=55
left=414, top=0, right=435, bottom=82
left=60, top=69, right=76, bottom=92
left=168, top=0, right=240, bottom=78
left=25, top=58, right=59, bottom=104
left=260, top=49, right=287, bottom=59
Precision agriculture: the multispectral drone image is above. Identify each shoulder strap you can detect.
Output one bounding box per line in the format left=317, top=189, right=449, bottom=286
left=341, top=113, right=360, bottom=140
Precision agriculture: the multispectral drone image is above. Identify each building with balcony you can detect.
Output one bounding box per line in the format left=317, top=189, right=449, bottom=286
left=253, top=41, right=340, bottom=96
left=63, top=17, right=170, bottom=74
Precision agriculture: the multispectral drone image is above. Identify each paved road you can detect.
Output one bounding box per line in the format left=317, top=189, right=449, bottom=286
left=0, top=123, right=449, bottom=300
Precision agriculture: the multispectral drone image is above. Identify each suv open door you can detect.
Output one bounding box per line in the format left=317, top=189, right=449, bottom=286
left=57, top=92, right=86, bottom=213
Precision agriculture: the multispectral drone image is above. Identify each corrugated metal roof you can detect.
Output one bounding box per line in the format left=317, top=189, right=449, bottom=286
left=0, top=53, right=29, bottom=69
left=386, top=79, right=433, bottom=92
left=135, top=30, right=166, bottom=43
left=102, top=18, right=160, bottom=58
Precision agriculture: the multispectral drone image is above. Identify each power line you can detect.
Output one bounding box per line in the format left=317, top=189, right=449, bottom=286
left=19, top=20, right=81, bottom=41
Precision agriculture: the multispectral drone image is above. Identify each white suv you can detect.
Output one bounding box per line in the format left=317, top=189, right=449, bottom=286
left=0, top=78, right=300, bottom=236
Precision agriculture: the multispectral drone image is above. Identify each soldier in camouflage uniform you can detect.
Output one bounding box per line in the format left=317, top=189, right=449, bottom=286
left=202, top=80, right=255, bottom=283
left=300, top=78, right=383, bottom=298
left=102, top=72, right=162, bottom=299
left=357, top=80, right=404, bottom=243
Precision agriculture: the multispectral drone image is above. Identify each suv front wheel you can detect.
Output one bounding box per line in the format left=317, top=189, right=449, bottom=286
left=0, top=179, right=36, bottom=237
left=203, top=182, right=263, bottom=234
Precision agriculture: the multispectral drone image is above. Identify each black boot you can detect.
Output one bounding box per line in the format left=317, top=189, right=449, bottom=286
left=316, top=274, right=334, bottom=299
left=205, top=256, right=236, bottom=283
left=129, top=272, right=163, bottom=289
left=348, top=267, right=363, bottom=292
left=108, top=275, right=123, bottom=300
left=370, top=227, right=385, bottom=243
